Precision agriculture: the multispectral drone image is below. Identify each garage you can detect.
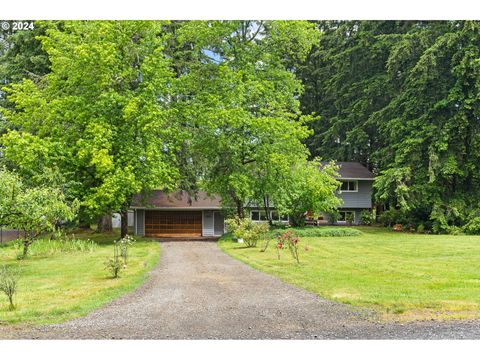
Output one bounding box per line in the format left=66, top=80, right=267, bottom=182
left=144, top=210, right=202, bottom=237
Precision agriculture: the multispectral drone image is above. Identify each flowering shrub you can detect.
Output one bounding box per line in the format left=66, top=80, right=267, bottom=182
left=118, top=235, right=135, bottom=265
left=276, top=230, right=300, bottom=264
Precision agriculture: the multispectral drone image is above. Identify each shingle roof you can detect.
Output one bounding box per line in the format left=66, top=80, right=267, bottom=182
left=320, top=161, right=375, bottom=180
left=131, top=190, right=222, bottom=209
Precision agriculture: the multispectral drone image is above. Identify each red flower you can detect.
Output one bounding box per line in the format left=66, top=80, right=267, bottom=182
left=277, top=242, right=283, bottom=249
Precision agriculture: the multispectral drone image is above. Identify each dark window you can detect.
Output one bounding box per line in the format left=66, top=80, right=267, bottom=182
left=251, top=211, right=260, bottom=221
left=340, top=181, right=357, bottom=191
left=259, top=211, right=268, bottom=221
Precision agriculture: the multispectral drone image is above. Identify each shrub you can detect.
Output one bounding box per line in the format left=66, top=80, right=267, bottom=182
left=118, top=235, right=135, bottom=265
left=275, top=230, right=300, bottom=263
left=225, top=218, right=269, bottom=247
left=360, top=210, right=374, bottom=225
left=447, top=226, right=464, bottom=236
left=0, top=265, right=19, bottom=310
left=463, top=217, right=480, bottom=235
left=379, top=209, right=406, bottom=227
left=345, top=212, right=354, bottom=225
left=105, top=241, right=124, bottom=278
left=416, top=224, right=425, bottom=234
left=271, top=227, right=362, bottom=238
left=326, top=211, right=339, bottom=225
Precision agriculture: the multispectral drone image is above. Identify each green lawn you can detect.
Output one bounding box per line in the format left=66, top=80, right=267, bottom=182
left=219, top=226, right=480, bottom=321
left=0, top=230, right=160, bottom=325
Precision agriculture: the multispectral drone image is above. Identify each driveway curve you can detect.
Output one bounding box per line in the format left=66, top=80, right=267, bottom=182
left=1, top=241, right=479, bottom=339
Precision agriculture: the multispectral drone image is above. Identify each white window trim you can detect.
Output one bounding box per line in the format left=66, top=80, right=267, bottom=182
left=250, top=210, right=289, bottom=223
left=337, top=210, right=356, bottom=223
left=339, top=180, right=358, bottom=193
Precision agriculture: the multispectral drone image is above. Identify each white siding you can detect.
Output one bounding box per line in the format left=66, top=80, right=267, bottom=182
left=135, top=209, right=145, bottom=236
left=202, top=210, right=214, bottom=236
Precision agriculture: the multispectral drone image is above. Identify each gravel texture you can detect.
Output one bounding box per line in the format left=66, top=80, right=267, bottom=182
left=1, top=241, right=479, bottom=339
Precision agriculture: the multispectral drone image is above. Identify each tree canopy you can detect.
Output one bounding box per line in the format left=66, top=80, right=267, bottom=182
left=299, top=21, right=480, bottom=232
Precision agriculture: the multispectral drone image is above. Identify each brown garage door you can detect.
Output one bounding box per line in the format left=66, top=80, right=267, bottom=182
left=145, top=210, right=202, bottom=237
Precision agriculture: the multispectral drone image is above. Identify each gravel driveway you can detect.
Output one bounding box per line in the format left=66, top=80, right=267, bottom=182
left=1, top=241, right=479, bottom=339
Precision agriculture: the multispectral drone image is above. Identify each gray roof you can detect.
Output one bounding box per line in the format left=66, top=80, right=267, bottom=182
left=320, top=161, right=375, bottom=180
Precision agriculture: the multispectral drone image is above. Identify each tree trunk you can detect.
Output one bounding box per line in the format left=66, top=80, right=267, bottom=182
left=97, top=214, right=113, bottom=233
left=263, top=195, right=272, bottom=225
left=235, top=199, right=245, bottom=219
left=23, top=238, right=30, bottom=257
left=120, top=210, right=129, bottom=238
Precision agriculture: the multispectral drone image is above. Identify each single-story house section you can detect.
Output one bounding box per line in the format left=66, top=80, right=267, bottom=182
left=131, top=162, right=374, bottom=238
left=131, top=190, right=225, bottom=238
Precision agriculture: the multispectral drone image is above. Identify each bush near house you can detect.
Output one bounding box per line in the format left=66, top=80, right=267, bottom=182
left=270, top=227, right=362, bottom=238
left=225, top=218, right=270, bottom=248
left=360, top=210, right=374, bottom=225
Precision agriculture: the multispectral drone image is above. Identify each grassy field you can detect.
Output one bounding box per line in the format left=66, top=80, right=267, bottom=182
left=219, top=226, right=480, bottom=321
left=0, top=230, right=160, bottom=325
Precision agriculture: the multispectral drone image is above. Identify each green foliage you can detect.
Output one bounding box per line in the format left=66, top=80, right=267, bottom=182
left=326, top=210, right=340, bottom=225
left=2, top=21, right=181, bottom=229
left=345, top=212, right=354, bottom=225
left=463, top=217, right=480, bottom=235
left=300, top=21, right=480, bottom=229
left=416, top=224, right=425, bottom=234
left=173, top=21, right=322, bottom=218
left=0, top=265, right=19, bottom=310
left=118, top=235, right=135, bottom=265
left=273, top=160, right=342, bottom=226
left=0, top=168, right=77, bottom=256
left=105, top=241, right=124, bottom=279
left=271, top=227, right=362, bottom=238
left=379, top=209, right=406, bottom=227
left=225, top=217, right=270, bottom=248
left=11, top=235, right=97, bottom=257
left=360, top=210, right=374, bottom=225
left=0, top=167, right=22, bottom=227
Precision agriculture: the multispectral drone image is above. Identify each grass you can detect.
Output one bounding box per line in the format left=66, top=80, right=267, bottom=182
left=219, top=226, right=480, bottom=322
left=0, top=230, right=160, bottom=325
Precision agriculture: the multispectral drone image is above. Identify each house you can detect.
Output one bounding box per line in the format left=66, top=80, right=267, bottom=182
left=132, top=190, right=225, bottom=238
left=247, top=162, right=374, bottom=226
left=132, top=162, right=374, bottom=238
left=319, top=161, right=375, bottom=225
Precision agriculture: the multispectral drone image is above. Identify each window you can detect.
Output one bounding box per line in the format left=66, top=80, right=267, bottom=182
left=340, top=180, right=358, bottom=192
left=338, top=211, right=355, bottom=222
left=251, top=210, right=289, bottom=222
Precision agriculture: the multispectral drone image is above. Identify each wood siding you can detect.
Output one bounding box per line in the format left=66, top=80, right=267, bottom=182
left=145, top=210, right=202, bottom=237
